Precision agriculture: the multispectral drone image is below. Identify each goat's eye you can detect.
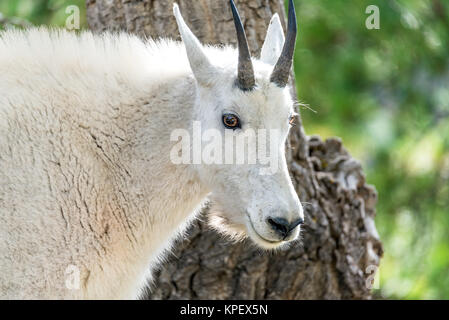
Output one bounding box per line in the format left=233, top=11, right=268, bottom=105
left=223, top=114, right=241, bottom=129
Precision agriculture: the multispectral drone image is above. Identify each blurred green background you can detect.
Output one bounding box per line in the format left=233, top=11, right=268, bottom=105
left=0, top=0, right=447, bottom=299
left=0, top=0, right=85, bottom=29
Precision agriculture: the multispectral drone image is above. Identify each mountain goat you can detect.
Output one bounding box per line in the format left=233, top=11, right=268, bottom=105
left=0, top=0, right=304, bottom=299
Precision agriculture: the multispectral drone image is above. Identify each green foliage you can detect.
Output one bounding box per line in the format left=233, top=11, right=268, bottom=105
left=294, top=0, right=449, bottom=299
left=0, top=0, right=86, bottom=30
left=1, top=0, right=448, bottom=299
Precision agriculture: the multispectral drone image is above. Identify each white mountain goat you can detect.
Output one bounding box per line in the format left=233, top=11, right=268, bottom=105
left=0, top=0, right=304, bottom=299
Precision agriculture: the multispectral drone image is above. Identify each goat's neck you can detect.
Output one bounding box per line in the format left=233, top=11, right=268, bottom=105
left=109, top=75, right=209, bottom=270
left=70, top=74, right=208, bottom=298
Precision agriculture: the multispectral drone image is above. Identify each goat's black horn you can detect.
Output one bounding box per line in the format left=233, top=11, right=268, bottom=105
left=270, top=0, right=297, bottom=88
left=230, top=0, right=255, bottom=91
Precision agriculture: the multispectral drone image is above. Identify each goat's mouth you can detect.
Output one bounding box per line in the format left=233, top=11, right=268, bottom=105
left=245, top=215, right=285, bottom=249
left=207, top=203, right=291, bottom=249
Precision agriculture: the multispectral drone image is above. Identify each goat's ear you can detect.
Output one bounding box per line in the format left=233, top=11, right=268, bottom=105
left=173, top=4, right=217, bottom=86
left=260, top=14, right=285, bottom=66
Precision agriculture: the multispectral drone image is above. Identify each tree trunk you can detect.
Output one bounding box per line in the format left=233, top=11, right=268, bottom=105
left=86, top=0, right=383, bottom=299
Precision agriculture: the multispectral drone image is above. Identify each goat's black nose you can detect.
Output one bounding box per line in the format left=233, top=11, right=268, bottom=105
left=267, top=217, right=304, bottom=239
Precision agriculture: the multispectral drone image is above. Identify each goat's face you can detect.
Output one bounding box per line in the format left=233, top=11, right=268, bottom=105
left=174, top=0, right=303, bottom=249
left=195, top=74, right=304, bottom=249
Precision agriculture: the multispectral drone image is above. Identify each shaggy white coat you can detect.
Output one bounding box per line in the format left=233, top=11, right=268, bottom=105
left=0, top=7, right=302, bottom=299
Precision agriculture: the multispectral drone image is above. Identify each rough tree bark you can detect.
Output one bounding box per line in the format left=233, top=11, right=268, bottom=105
left=86, top=0, right=383, bottom=299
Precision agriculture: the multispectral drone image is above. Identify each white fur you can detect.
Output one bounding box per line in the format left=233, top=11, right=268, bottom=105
left=261, top=14, right=285, bottom=65
left=0, top=5, right=303, bottom=300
